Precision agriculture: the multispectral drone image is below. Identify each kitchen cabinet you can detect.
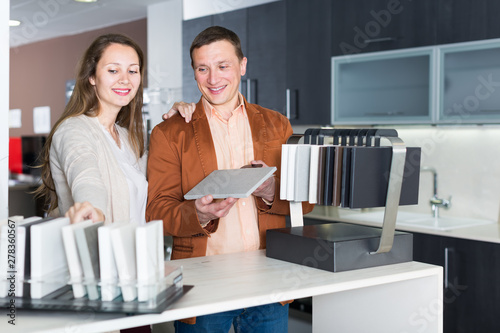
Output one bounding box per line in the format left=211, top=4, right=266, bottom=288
left=303, top=217, right=500, bottom=332
left=331, top=47, right=435, bottom=125
left=437, top=0, right=500, bottom=45
left=182, top=0, right=331, bottom=125
left=245, top=1, right=286, bottom=113
left=285, top=0, right=331, bottom=125
left=331, top=0, right=437, bottom=56
left=332, top=38, right=500, bottom=125
left=212, top=9, right=247, bottom=54
left=331, top=0, right=500, bottom=57
left=413, top=232, right=500, bottom=333
left=438, top=40, right=500, bottom=124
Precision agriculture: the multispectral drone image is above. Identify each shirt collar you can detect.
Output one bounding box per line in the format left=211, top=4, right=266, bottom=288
left=203, top=92, right=246, bottom=121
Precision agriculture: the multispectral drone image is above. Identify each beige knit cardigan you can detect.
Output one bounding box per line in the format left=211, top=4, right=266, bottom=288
left=50, top=114, right=147, bottom=224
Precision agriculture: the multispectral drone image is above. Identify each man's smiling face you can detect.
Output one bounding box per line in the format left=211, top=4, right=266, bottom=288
left=192, top=40, right=247, bottom=114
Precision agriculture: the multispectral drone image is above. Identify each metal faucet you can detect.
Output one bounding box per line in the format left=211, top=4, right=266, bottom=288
left=421, top=166, right=451, bottom=218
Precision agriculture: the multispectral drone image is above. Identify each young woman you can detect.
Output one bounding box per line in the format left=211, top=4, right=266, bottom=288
left=37, top=33, right=194, bottom=225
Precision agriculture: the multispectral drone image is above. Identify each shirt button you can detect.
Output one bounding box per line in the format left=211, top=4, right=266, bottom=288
left=242, top=201, right=246, bottom=206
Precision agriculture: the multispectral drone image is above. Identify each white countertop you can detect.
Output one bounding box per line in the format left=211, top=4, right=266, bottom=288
left=3, top=250, right=441, bottom=333
left=307, top=206, right=500, bottom=244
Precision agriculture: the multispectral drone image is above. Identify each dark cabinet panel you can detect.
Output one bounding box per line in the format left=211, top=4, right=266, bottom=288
left=286, top=0, right=331, bottom=125
left=332, top=0, right=437, bottom=56
left=332, top=0, right=500, bottom=56
left=413, top=232, right=500, bottom=333
left=246, top=1, right=286, bottom=113
left=182, top=16, right=212, bottom=102
left=437, top=0, right=500, bottom=45
left=213, top=8, right=248, bottom=56
left=450, top=238, right=500, bottom=332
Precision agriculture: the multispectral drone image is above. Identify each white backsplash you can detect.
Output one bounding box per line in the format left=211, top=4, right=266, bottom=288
left=398, top=126, right=500, bottom=222
left=292, top=125, right=500, bottom=223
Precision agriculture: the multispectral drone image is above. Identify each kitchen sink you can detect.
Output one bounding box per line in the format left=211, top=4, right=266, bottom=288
left=344, top=211, right=495, bottom=231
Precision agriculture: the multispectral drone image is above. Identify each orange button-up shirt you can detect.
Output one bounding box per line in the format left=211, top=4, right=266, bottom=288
left=203, top=94, right=260, bottom=256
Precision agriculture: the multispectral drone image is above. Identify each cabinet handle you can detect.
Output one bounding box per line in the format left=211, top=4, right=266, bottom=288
left=363, top=37, right=397, bottom=44
left=477, top=109, right=500, bottom=114
left=246, top=79, right=252, bottom=104
left=285, top=89, right=299, bottom=119
left=444, top=247, right=450, bottom=289
left=286, top=89, right=291, bottom=119
left=444, top=246, right=456, bottom=289
left=247, top=79, right=257, bottom=103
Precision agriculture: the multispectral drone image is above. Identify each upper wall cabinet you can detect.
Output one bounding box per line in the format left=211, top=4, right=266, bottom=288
left=332, top=0, right=500, bottom=57
left=332, top=38, right=500, bottom=125
left=438, top=40, right=500, bottom=124
left=245, top=1, right=286, bottom=114
left=331, top=0, right=438, bottom=56
left=332, top=48, right=435, bottom=125
left=286, top=0, right=332, bottom=125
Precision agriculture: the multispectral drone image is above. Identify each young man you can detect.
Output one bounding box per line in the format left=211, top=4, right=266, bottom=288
left=146, top=26, right=312, bottom=332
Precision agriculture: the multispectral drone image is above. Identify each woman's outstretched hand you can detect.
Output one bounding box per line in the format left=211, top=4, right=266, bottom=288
left=65, top=201, right=105, bottom=224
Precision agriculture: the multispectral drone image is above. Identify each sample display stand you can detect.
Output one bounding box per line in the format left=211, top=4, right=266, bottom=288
left=266, top=128, right=417, bottom=272
left=0, top=266, right=187, bottom=314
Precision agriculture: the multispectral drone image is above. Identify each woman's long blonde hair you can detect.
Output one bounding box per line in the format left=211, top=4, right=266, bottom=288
left=35, top=33, right=146, bottom=213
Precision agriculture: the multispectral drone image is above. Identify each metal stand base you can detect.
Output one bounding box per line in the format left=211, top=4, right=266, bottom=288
left=266, top=223, right=413, bottom=272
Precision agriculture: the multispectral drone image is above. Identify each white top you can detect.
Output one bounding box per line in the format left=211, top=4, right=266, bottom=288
left=102, top=125, right=147, bottom=225
left=1, top=250, right=442, bottom=332
left=309, top=207, right=500, bottom=244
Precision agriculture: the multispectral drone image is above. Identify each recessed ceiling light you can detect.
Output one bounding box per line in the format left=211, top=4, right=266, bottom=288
left=74, top=0, right=98, bottom=3
left=9, top=20, right=21, bottom=27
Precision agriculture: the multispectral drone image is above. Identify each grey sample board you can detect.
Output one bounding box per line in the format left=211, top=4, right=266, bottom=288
left=184, top=167, right=277, bottom=200
left=346, top=146, right=421, bottom=208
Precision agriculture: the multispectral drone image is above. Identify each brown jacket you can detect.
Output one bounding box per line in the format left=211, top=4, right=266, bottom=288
left=146, top=98, right=313, bottom=323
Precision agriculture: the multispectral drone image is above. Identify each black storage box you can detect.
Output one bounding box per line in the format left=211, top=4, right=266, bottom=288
left=266, top=222, right=413, bottom=272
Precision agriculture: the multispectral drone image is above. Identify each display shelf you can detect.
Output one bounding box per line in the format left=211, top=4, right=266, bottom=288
left=268, top=128, right=419, bottom=272
left=0, top=265, right=187, bottom=314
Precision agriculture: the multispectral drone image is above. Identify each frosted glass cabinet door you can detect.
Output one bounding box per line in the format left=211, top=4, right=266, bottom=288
left=439, top=41, right=500, bottom=124
left=332, top=49, right=435, bottom=125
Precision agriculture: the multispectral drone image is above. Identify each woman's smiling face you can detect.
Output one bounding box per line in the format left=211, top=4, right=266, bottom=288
left=89, top=43, right=141, bottom=114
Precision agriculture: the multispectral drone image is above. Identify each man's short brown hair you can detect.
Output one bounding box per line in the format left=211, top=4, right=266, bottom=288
left=190, top=26, right=244, bottom=68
